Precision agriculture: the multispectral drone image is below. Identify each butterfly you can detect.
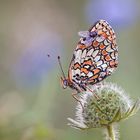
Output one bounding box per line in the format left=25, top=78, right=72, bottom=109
left=59, top=19, right=118, bottom=95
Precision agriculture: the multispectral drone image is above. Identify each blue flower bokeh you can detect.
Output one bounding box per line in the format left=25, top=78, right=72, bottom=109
left=13, top=32, right=63, bottom=90
left=85, top=0, right=139, bottom=29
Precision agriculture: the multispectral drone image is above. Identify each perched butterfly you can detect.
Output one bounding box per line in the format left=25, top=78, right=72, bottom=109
left=59, top=19, right=118, bottom=94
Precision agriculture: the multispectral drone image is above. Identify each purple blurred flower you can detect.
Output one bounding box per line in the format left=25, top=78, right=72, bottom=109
left=85, top=0, right=139, bottom=29
left=13, top=32, right=63, bottom=89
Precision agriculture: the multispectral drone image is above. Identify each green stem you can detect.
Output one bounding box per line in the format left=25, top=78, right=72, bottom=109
left=106, top=124, right=115, bottom=140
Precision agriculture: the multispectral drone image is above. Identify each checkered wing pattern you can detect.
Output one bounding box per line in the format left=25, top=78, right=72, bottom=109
left=68, top=20, right=118, bottom=89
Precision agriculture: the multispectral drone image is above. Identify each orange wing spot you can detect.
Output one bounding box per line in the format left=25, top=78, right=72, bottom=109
left=74, top=63, right=80, bottom=70
left=92, top=74, right=98, bottom=79
left=83, top=60, right=92, bottom=65
left=105, top=55, right=111, bottom=61
left=108, top=36, right=112, bottom=41
left=109, top=60, right=118, bottom=67
left=81, top=68, right=89, bottom=74
left=93, top=68, right=100, bottom=75
left=102, top=50, right=108, bottom=55
left=88, top=79, right=95, bottom=84
left=102, top=32, right=108, bottom=38
left=110, top=30, right=113, bottom=35
left=88, top=74, right=99, bottom=84
left=93, top=40, right=99, bottom=47
left=78, top=44, right=86, bottom=49
left=98, top=30, right=103, bottom=35
left=100, top=43, right=105, bottom=49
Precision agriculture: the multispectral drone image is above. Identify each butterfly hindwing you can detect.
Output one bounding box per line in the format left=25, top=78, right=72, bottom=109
left=68, top=20, right=118, bottom=89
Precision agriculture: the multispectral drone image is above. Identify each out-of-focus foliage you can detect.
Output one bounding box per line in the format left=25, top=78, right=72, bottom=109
left=0, top=0, right=140, bottom=140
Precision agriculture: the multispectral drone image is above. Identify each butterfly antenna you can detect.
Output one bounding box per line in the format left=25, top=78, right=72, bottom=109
left=57, top=56, right=66, bottom=79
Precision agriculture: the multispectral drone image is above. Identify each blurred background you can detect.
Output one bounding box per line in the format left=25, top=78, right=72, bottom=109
left=0, top=0, right=140, bottom=140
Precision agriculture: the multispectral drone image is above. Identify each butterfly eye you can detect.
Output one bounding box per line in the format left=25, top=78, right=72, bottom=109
left=64, top=79, right=68, bottom=86
left=62, top=79, right=68, bottom=89
left=90, top=31, right=97, bottom=37
left=60, top=77, right=68, bottom=89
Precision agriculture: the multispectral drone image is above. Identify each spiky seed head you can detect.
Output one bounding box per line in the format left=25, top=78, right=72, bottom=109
left=68, top=82, right=140, bottom=130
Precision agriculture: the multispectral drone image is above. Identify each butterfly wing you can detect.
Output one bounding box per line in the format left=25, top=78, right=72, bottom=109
left=68, top=20, right=118, bottom=89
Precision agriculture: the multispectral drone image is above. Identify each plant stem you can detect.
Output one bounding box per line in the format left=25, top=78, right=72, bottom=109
left=106, top=124, right=115, bottom=140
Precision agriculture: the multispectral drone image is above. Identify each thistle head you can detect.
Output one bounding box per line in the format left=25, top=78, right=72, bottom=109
left=68, top=82, right=140, bottom=130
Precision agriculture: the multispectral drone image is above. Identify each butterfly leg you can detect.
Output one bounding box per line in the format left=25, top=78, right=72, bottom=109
left=72, top=92, right=84, bottom=112
left=85, top=86, right=99, bottom=99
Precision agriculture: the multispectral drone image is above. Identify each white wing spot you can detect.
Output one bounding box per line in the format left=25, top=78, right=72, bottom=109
left=74, top=69, right=80, bottom=75
left=87, top=71, right=93, bottom=77
left=96, top=36, right=105, bottom=42
left=101, top=63, right=108, bottom=71
left=94, top=55, right=100, bottom=62
left=104, top=39, right=110, bottom=46
left=87, top=48, right=94, bottom=56
left=81, top=72, right=86, bottom=77
left=106, top=45, right=114, bottom=52
left=92, top=50, right=99, bottom=57
left=81, top=49, right=87, bottom=59
left=96, top=60, right=103, bottom=67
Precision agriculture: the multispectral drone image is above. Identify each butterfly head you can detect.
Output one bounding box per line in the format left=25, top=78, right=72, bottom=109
left=60, top=77, right=68, bottom=89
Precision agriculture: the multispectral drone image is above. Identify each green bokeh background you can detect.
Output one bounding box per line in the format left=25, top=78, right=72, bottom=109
left=0, top=0, right=140, bottom=140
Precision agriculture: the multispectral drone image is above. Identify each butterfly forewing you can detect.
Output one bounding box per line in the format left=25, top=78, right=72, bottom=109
left=68, top=20, right=118, bottom=90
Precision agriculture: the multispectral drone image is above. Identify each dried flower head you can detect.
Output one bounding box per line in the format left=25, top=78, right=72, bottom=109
left=68, top=82, right=140, bottom=140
